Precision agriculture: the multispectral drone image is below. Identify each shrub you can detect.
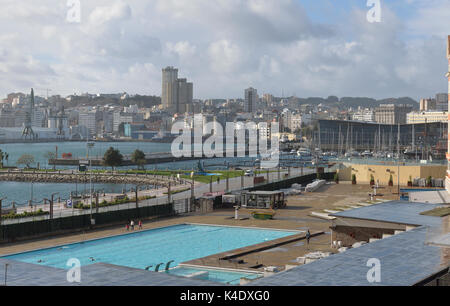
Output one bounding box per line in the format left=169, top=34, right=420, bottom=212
left=2, top=209, right=49, bottom=220
left=334, top=172, right=339, bottom=183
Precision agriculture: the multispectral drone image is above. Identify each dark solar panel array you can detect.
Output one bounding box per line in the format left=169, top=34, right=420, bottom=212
left=0, top=259, right=220, bottom=286
left=250, top=201, right=447, bottom=286
left=331, top=201, right=442, bottom=227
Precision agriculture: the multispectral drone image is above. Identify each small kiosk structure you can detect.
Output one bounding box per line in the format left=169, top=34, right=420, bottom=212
left=240, top=191, right=286, bottom=209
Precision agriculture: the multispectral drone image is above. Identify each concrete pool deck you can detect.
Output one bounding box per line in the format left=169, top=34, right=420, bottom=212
left=0, top=183, right=403, bottom=284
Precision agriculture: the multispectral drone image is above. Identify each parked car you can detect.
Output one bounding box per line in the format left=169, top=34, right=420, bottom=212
left=244, top=170, right=254, bottom=176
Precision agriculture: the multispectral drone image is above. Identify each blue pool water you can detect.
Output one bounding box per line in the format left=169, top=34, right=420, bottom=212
left=400, top=188, right=445, bottom=193
left=2, top=224, right=296, bottom=271
left=166, top=266, right=263, bottom=285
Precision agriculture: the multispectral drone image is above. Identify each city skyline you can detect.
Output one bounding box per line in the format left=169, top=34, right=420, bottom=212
left=0, top=0, right=449, bottom=100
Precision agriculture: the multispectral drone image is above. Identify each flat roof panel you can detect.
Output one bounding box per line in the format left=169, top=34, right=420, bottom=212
left=331, top=201, right=442, bottom=227
left=250, top=226, right=448, bottom=286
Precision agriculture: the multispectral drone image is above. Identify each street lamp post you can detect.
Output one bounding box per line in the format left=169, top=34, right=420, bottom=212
left=135, top=185, right=139, bottom=210
left=87, top=141, right=95, bottom=225
left=29, top=181, right=34, bottom=208
left=397, top=123, right=401, bottom=199
left=167, top=182, right=171, bottom=203
left=45, top=193, right=59, bottom=220
left=398, top=160, right=401, bottom=200
left=4, top=263, right=9, bottom=286
left=0, top=197, right=6, bottom=240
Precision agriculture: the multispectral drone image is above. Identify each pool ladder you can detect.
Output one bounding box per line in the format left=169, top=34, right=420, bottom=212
left=147, top=260, right=174, bottom=272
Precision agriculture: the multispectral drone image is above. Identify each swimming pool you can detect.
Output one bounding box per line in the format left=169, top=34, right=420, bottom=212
left=166, top=266, right=263, bottom=285
left=400, top=188, right=445, bottom=193
left=2, top=224, right=296, bottom=271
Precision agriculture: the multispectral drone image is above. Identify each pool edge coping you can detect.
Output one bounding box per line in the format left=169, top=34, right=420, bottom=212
left=176, top=263, right=264, bottom=275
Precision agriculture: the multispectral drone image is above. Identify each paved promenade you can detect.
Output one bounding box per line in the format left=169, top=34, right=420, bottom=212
left=4, top=167, right=316, bottom=223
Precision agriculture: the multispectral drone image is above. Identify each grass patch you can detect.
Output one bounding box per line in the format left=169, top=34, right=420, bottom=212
left=420, top=206, right=450, bottom=217
left=164, top=187, right=191, bottom=195
left=89, top=169, right=246, bottom=183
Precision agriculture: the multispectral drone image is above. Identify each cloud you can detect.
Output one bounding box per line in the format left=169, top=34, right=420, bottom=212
left=208, top=40, right=243, bottom=73
left=88, top=1, right=131, bottom=26
left=154, top=0, right=332, bottom=44
left=166, top=41, right=197, bottom=59
left=406, top=0, right=450, bottom=38
left=0, top=0, right=448, bottom=100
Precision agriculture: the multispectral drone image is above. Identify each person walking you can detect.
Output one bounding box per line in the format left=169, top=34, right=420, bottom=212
left=138, top=220, right=142, bottom=230
left=130, top=220, right=135, bottom=231
left=126, top=222, right=130, bottom=231
left=306, top=229, right=311, bottom=249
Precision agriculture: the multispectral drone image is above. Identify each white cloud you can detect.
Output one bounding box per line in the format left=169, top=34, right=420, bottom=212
left=208, top=40, right=243, bottom=73
left=166, top=41, right=197, bottom=59
left=0, top=0, right=448, bottom=100
left=88, top=1, right=131, bottom=26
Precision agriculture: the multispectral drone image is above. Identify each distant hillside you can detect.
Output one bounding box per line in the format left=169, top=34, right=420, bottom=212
left=63, top=95, right=161, bottom=108
left=293, top=96, right=419, bottom=109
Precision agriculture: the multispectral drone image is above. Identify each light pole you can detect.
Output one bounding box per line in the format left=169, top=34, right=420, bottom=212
left=0, top=197, right=6, bottom=240
left=87, top=141, right=95, bottom=225
left=397, top=123, right=401, bottom=199
left=45, top=193, right=58, bottom=219
left=135, top=185, right=139, bottom=210
left=398, top=159, right=401, bottom=200
left=4, top=263, right=9, bottom=286
left=29, top=181, right=34, bottom=209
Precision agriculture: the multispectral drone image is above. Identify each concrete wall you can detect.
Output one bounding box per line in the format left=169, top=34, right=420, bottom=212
left=332, top=225, right=396, bottom=247
left=337, top=163, right=446, bottom=186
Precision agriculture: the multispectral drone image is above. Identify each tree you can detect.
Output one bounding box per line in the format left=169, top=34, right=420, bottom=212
left=334, top=172, right=339, bottom=184
left=131, top=149, right=146, bottom=170
left=103, top=147, right=123, bottom=170
left=327, top=96, right=339, bottom=103
left=17, top=154, right=35, bottom=169
left=0, top=149, right=8, bottom=168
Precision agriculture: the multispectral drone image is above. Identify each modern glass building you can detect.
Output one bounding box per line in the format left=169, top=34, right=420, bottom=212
left=315, top=119, right=447, bottom=159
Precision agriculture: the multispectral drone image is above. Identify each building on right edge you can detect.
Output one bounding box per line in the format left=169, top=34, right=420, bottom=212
left=446, top=35, right=450, bottom=193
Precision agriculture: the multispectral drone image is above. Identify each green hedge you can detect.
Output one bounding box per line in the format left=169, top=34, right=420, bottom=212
left=2, top=209, right=49, bottom=220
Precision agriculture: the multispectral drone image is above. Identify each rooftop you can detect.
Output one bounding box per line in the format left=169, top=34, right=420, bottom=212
left=250, top=201, right=449, bottom=286
left=0, top=258, right=219, bottom=286
left=249, top=226, right=448, bottom=286
left=1, top=186, right=447, bottom=286
left=331, top=201, right=443, bottom=227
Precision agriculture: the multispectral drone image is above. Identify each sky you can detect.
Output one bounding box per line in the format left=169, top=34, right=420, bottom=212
left=0, top=0, right=449, bottom=101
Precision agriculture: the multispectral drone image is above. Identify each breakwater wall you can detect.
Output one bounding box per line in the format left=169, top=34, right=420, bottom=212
left=0, top=171, right=183, bottom=187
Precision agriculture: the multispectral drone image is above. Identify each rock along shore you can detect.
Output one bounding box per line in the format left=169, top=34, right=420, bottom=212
left=0, top=172, right=182, bottom=187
